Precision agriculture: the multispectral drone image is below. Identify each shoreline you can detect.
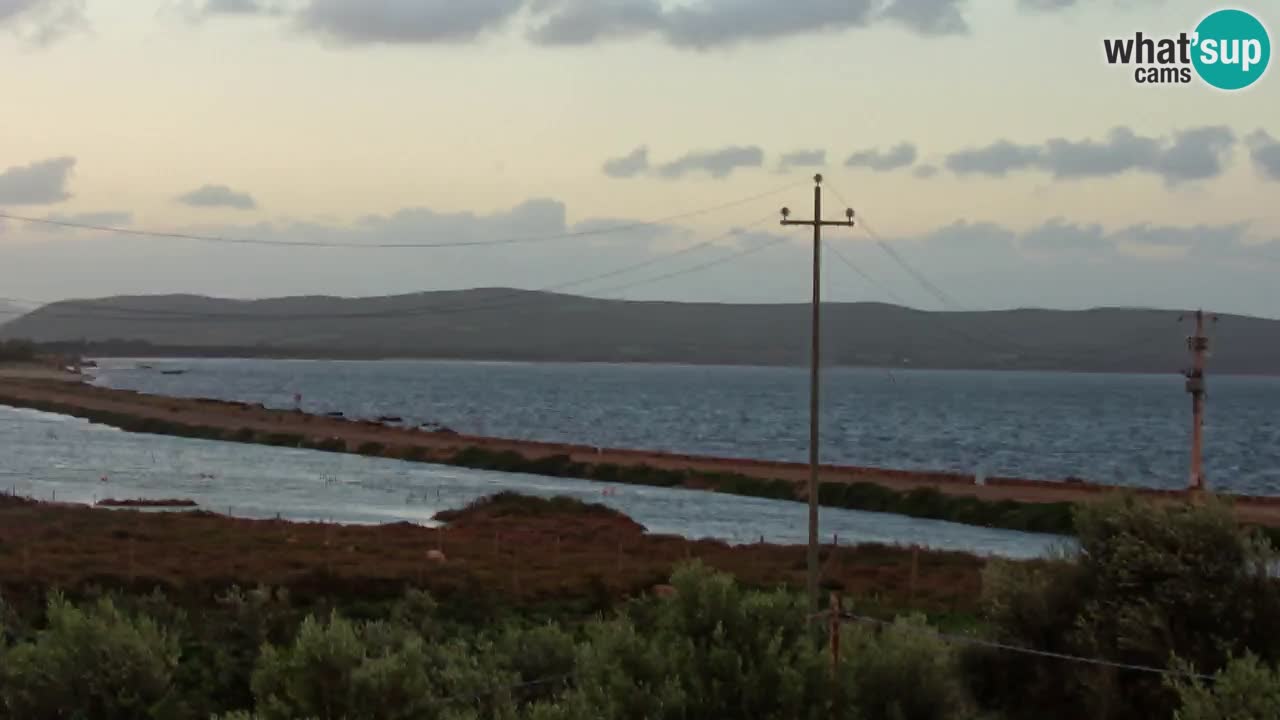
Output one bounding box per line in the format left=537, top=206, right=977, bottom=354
left=3, top=372, right=1280, bottom=533
left=87, top=352, right=1280, bottom=378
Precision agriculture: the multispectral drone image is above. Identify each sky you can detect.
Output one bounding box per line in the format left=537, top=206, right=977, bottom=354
left=1, top=0, right=1278, bottom=318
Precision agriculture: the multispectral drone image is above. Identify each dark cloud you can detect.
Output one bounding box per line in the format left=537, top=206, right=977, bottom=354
left=602, top=146, right=650, bottom=178
left=0, top=156, right=75, bottom=205
left=1152, top=126, right=1236, bottom=183
left=200, top=0, right=275, bottom=15
left=190, top=0, right=975, bottom=48
left=177, top=184, right=259, bottom=210
left=529, top=0, right=966, bottom=48
left=945, top=126, right=1237, bottom=184
left=1247, top=131, right=1280, bottom=182
left=777, top=149, right=826, bottom=172
left=880, top=0, right=968, bottom=36
left=913, top=164, right=939, bottom=179
left=0, top=0, right=85, bottom=46
left=528, top=0, right=661, bottom=45
left=1039, top=127, right=1160, bottom=179
left=845, top=143, right=918, bottom=172
left=299, top=0, right=524, bottom=44
left=945, top=140, right=1043, bottom=176
left=657, top=146, right=764, bottom=179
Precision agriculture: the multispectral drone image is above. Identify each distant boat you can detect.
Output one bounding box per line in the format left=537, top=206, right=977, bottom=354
left=161, top=370, right=187, bottom=376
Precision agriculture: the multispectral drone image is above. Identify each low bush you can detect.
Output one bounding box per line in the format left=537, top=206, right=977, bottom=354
left=0, top=595, right=181, bottom=719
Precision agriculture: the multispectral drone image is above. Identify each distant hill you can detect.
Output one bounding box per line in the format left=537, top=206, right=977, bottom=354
left=0, top=301, right=33, bottom=328
left=3, top=288, right=1277, bottom=374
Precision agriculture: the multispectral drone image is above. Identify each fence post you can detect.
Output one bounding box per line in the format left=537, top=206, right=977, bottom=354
left=909, top=547, right=920, bottom=606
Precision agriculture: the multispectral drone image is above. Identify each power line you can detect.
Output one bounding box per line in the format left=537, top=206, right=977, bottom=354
left=820, top=181, right=1184, bottom=368
left=836, top=613, right=1216, bottom=681
left=0, top=180, right=801, bottom=250
left=822, top=240, right=914, bottom=308
left=0, top=216, right=779, bottom=323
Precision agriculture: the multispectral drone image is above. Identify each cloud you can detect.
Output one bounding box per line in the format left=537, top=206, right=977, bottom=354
left=1112, top=222, right=1252, bottom=250
left=1247, top=130, right=1280, bottom=182
left=844, top=143, right=918, bottom=172
left=945, top=126, right=1237, bottom=184
left=945, top=140, right=1043, bottom=176
left=188, top=0, right=975, bottom=48
left=913, top=164, right=939, bottom=179
left=880, top=0, right=968, bottom=36
left=201, top=0, right=275, bottom=15
left=528, top=0, right=968, bottom=48
left=0, top=0, right=85, bottom=46
left=777, top=149, right=826, bottom=172
left=657, top=146, right=764, bottom=179
left=0, top=156, right=75, bottom=205
left=602, top=146, right=650, bottom=178
left=298, top=0, right=524, bottom=44
left=176, top=184, right=259, bottom=210
left=1020, top=218, right=1109, bottom=253
left=1150, top=126, right=1236, bottom=183
left=528, top=0, right=662, bottom=45
left=1014, top=218, right=1280, bottom=265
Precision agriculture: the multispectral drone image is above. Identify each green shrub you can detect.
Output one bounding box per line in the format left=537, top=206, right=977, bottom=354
left=563, top=562, right=830, bottom=720
left=971, top=495, right=1280, bottom=720
left=0, top=595, right=181, bottom=720
left=840, top=615, right=973, bottom=720
left=249, top=611, right=518, bottom=720
left=1169, top=654, right=1280, bottom=720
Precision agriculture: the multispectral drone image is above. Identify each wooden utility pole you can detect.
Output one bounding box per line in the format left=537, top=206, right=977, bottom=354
left=781, top=174, right=855, bottom=612
left=1183, top=310, right=1215, bottom=493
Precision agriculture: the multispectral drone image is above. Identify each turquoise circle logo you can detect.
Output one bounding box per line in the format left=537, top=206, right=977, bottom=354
left=1192, top=9, right=1271, bottom=90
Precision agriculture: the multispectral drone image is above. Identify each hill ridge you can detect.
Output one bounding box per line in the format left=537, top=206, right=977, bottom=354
left=4, top=289, right=1277, bottom=374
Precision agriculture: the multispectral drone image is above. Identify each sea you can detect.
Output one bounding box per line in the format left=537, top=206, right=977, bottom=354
left=3, top=357, right=1278, bottom=559
left=90, top=358, right=1280, bottom=493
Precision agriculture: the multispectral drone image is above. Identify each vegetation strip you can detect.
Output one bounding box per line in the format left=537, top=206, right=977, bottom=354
left=2, top=492, right=1278, bottom=719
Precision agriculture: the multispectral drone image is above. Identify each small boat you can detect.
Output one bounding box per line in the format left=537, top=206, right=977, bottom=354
left=161, top=370, right=187, bottom=376
left=378, top=415, right=404, bottom=424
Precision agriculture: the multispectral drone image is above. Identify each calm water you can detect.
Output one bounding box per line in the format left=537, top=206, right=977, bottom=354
left=0, top=406, right=1062, bottom=559
left=90, top=358, right=1280, bottom=494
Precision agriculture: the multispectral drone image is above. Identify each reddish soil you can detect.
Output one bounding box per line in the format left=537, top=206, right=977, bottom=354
left=0, top=494, right=985, bottom=613
left=2, top=376, right=1279, bottom=526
